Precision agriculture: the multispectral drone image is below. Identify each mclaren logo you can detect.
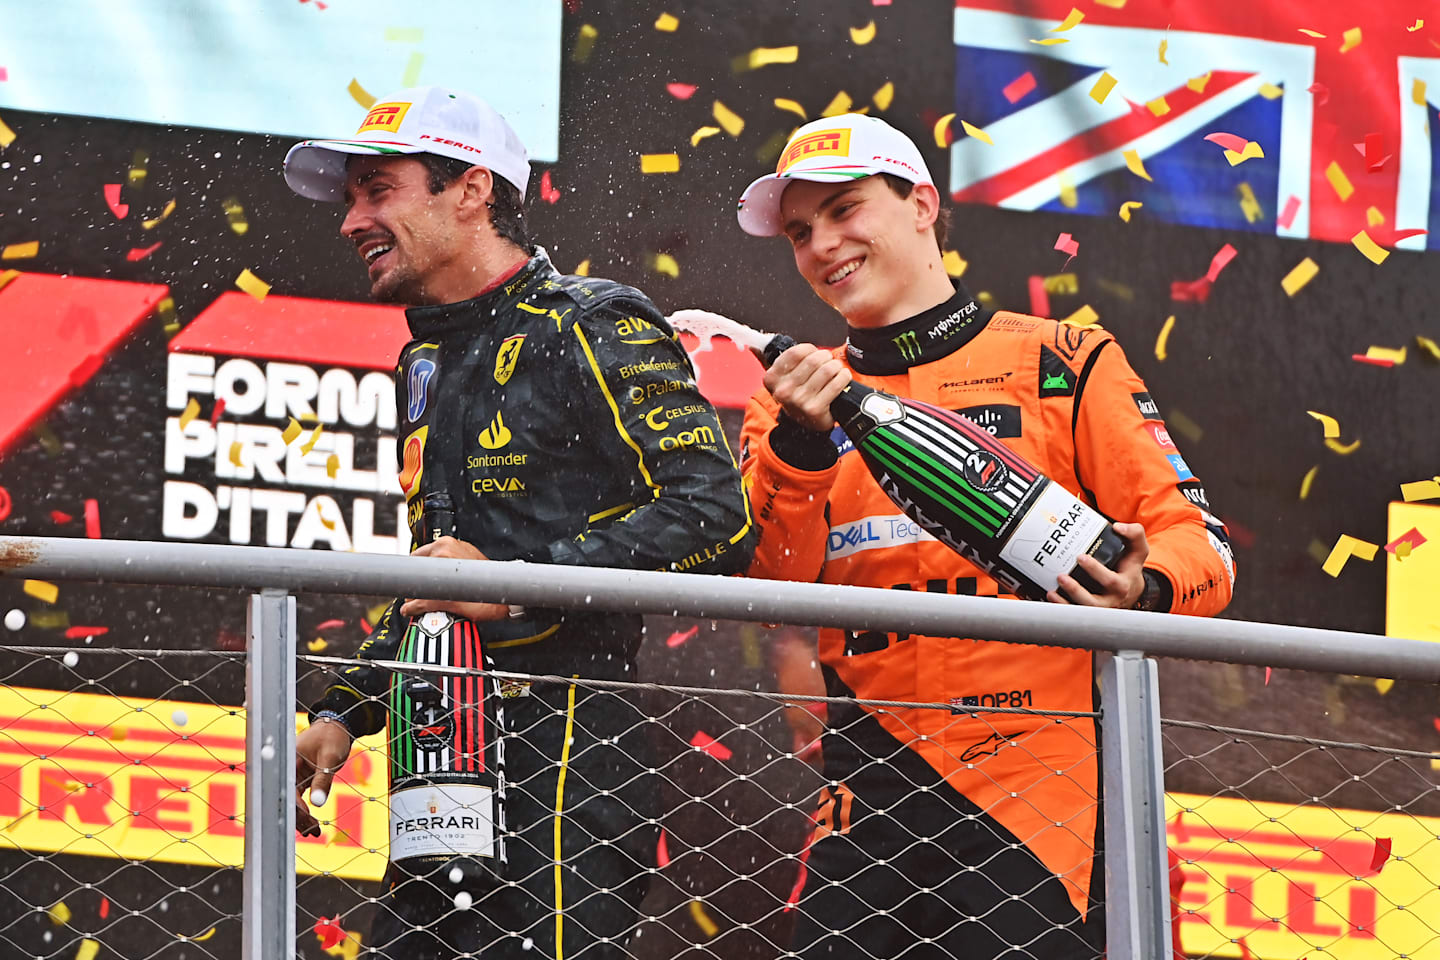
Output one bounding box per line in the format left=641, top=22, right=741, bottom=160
left=494, top=334, right=525, bottom=385
left=478, top=411, right=512, bottom=450
left=893, top=329, right=921, bottom=362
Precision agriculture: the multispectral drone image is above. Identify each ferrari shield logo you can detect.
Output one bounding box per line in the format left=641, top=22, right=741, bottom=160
left=494, top=334, right=525, bottom=385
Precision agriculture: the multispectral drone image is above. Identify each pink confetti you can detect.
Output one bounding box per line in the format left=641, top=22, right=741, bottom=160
left=657, top=829, right=671, bottom=867
left=210, top=398, right=226, bottom=425
left=1205, top=243, right=1237, bottom=282
left=689, top=731, right=732, bottom=762
left=65, top=626, right=109, bottom=639
left=1054, top=232, right=1078, bottom=257
left=50, top=510, right=73, bottom=524
left=1264, top=666, right=1272, bottom=685
left=666, top=625, right=700, bottom=648
left=0, top=487, right=10, bottom=524
left=1307, top=82, right=1330, bottom=106
left=1433, top=717, right=1440, bottom=734
left=126, top=242, right=163, bottom=261
left=103, top=183, right=129, bottom=219
left=1027, top=275, right=1050, bottom=318
left=316, top=618, right=347, bottom=631
left=360, top=618, right=373, bottom=635
left=1369, top=837, right=1392, bottom=873
left=1202, top=132, right=1249, bottom=153
left=1276, top=195, right=1302, bottom=228
left=539, top=170, right=561, bottom=204
left=0, top=68, right=8, bottom=82
left=1385, top=528, right=1427, bottom=554
left=666, top=83, right=698, bottom=100
left=1170, top=244, right=1236, bottom=303
left=1002, top=72, right=1037, bottom=104
left=873, top=0, right=892, bottom=5
left=1352, top=354, right=1395, bottom=367
left=84, top=499, right=100, bottom=539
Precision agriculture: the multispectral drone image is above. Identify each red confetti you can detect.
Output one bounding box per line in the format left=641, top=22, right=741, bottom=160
left=1352, top=354, right=1395, bottom=367
left=1373, top=228, right=1429, bottom=247
left=314, top=915, right=346, bottom=950
left=1170, top=243, right=1237, bottom=303
left=65, top=626, right=109, bottom=639
left=1206, top=244, right=1237, bottom=282
left=50, top=510, right=73, bottom=524
left=1385, top=527, right=1427, bottom=554
left=1054, top=232, right=1079, bottom=269
left=1307, top=82, right=1330, bottom=106
left=656, top=828, right=671, bottom=867
left=785, top=842, right=814, bottom=911
left=1202, top=131, right=1249, bottom=153
left=210, top=398, right=226, bottom=425
left=103, top=184, right=129, bottom=219
left=666, top=625, right=700, bottom=648
left=0, top=487, right=11, bottom=524
left=796, top=737, right=822, bottom=762
left=360, top=618, right=374, bottom=635
left=99, top=897, right=109, bottom=919
left=1363, top=132, right=1390, bottom=172
left=1172, top=811, right=1190, bottom=843
left=689, top=731, right=732, bottom=762
left=1027, top=275, right=1050, bottom=318
left=1222, top=516, right=1255, bottom=549
left=216, top=628, right=246, bottom=651
left=1369, top=837, right=1392, bottom=873
left=1433, top=717, right=1440, bottom=734
left=1238, top=936, right=1253, bottom=960
left=1002, top=71, right=1036, bottom=104
left=1276, top=194, right=1302, bottom=228
left=539, top=170, right=561, bottom=204
left=1264, top=666, right=1272, bottom=685
left=126, top=242, right=163, bottom=261
left=84, top=499, right=100, bottom=539
left=316, top=618, right=347, bottom=631
left=665, top=82, right=698, bottom=100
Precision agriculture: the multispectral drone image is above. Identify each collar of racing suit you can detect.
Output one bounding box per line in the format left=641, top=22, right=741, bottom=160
left=402, top=246, right=553, bottom=339
left=843, top=282, right=991, bottom=376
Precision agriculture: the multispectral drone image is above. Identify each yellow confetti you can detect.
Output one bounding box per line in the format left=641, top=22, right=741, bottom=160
left=640, top=152, right=681, bottom=173
left=1322, top=534, right=1379, bottom=577
left=1146, top=96, right=1171, bottom=117
left=76, top=939, right=100, bottom=960
left=961, top=120, right=993, bottom=145
left=1030, top=37, right=1069, bottom=46
left=1326, top=436, right=1361, bottom=455
left=574, top=259, right=591, bottom=277
left=1408, top=19, right=1424, bottom=32
left=1058, top=173, right=1077, bottom=208
left=1060, top=305, right=1099, bottom=327
left=48, top=901, right=72, bottom=926
left=1400, top=479, right=1440, bottom=501
left=820, top=91, right=854, bottom=117
left=222, top=197, right=249, bottom=235
left=324, top=931, right=364, bottom=960
left=326, top=453, right=340, bottom=479
left=1298, top=28, right=1327, bottom=38
left=1397, top=541, right=1414, bottom=560
left=1339, top=27, right=1362, bottom=53
left=1415, top=336, right=1440, bottom=361
left=1351, top=230, right=1389, bottom=265
left=1258, top=82, right=1284, bottom=100
left=1158, top=37, right=1168, bottom=65
left=1089, top=72, right=1117, bottom=104
left=383, top=27, right=423, bottom=42
left=177, top=397, right=201, bottom=430
left=1224, top=141, right=1264, bottom=166
left=690, top=126, right=721, bottom=147
left=652, top=253, right=680, bottom=277
left=933, top=113, right=955, bottom=148
left=282, top=418, right=303, bottom=445
left=1167, top=408, right=1203, bottom=444
left=192, top=926, right=217, bottom=942
left=235, top=268, right=270, bottom=301
left=1299, top=465, right=1318, bottom=500
left=572, top=24, right=598, bottom=63
left=142, top=198, right=177, bottom=230
left=654, top=12, right=678, bottom=31
left=1155, top=315, right=1175, bottom=361
left=24, top=580, right=59, bottom=604
left=773, top=98, right=807, bottom=119
left=872, top=82, right=894, bottom=111
left=1187, top=72, right=1213, bottom=93
left=1281, top=257, right=1319, bottom=296
left=346, top=79, right=376, bottom=109
left=301, top=424, right=325, bottom=455
left=128, top=148, right=149, bottom=187
left=401, top=51, right=424, bottom=87
left=1306, top=410, right=1340, bottom=439
left=689, top=899, right=719, bottom=938
left=1324, top=162, right=1347, bottom=201
left=1365, top=345, right=1406, bottom=365
left=1122, top=149, right=1152, bottom=181
left=0, top=268, right=19, bottom=291
left=318, top=505, right=336, bottom=531
left=713, top=100, right=745, bottom=136
left=1095, top=0, right=1126, bottom=6
left=942, top=250, right=968, bottom=277
left=308, top=637, right=329, bottom=653
left=2, top=241, right=39, bottom=260
left=1366, top=206, right=1386, bottom=227
left=1042, top=273, right=1077, bottom=294
left=1118, top=201, right=1143, bottom=222
left=1237, top=183, right=1263, bottom=223
left=1375, top=677, right=1395, bottom=695
left=0, top=114, right=15, bottom=148
left=1414, top=79, right=1429, bottom=107
left=229, top=442, right=245, bottom=467
left=745, top=46, right=799, bottom=70
left=1051, top=7, right=1085, bottom=31
left=850, top=20, right=877, bottom=44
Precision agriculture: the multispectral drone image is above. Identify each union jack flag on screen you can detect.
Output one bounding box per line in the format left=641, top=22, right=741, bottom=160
left=950, top=1, right=1438, bottom=251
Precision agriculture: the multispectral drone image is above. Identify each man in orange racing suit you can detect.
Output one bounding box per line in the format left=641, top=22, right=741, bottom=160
left=735, top=114, right=1235, bottom=958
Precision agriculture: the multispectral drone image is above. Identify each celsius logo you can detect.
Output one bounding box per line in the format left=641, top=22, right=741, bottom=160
left=478, top=411, right=512, bottom=450
left=407, top=358, right=436, bottom=421
left=961, top=450, right=1009, bottom=493
left=892, top=330, right=921, bottom=361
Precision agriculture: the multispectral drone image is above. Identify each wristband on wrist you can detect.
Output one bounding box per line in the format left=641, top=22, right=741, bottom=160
left=312, top=709, right=354, bottom=737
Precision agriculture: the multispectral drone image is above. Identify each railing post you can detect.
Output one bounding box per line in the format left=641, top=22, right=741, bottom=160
left=1101, top=650, right=1172, bottom=960
left=244, top=588, right=297, bottom=960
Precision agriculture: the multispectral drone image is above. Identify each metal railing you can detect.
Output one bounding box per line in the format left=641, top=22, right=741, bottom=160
left=2, top=535, right=1438, bottom=960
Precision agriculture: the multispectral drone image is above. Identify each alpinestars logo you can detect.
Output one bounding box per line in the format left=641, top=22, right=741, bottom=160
left=893, top=329, right=922, bottom=361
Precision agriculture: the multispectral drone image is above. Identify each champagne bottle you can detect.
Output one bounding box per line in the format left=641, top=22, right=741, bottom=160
left=388, top=491, right=506, bottom=886
left=763, top=336, right=1127, bottom=601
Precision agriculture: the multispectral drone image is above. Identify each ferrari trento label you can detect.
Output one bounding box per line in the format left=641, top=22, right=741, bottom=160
left=389, top=783, right=499, bottom=861
left=998, top=481, right=1109, bottom=593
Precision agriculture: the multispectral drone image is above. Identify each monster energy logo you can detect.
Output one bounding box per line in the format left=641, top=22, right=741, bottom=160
left=893, top=330, right=922, bottom=361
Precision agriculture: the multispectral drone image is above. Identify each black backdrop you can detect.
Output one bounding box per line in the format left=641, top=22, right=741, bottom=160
left=2, top=2, right=1437, bottom=957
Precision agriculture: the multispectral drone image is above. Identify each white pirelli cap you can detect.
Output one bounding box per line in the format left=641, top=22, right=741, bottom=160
left=284, top=86, right=532, bottom=202
left=736, top=113, right=934, bottom=237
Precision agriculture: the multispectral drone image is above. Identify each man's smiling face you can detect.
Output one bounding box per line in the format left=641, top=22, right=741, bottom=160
left=339, top=155, right=464, bottom=304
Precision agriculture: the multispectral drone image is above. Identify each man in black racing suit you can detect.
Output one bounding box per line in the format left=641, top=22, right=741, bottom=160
left=282, top=85, right=755, bottom=959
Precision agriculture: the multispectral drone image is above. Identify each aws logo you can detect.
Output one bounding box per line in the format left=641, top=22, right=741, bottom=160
left=494, top=334, right=525, bottom=385
left=659, top=425, right=716, bottom=451
left=616, top=315, right=666, bottom=345
left=478, top=411, right=512, bottom=450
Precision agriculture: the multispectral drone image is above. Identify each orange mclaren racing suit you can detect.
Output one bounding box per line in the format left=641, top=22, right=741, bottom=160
left=741, top=285, right=1234, bottom=958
